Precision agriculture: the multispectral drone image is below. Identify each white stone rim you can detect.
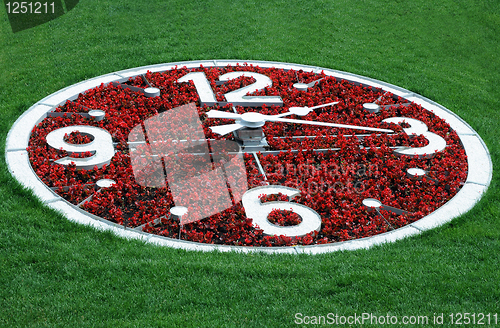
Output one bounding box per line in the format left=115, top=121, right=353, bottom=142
left=5, top=59, right=492, bottom=254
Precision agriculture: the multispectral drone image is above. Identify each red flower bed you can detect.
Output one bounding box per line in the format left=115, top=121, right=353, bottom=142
left=267, top=209, right=303, bottom=226
left=27, top=64, right=468, bottom=246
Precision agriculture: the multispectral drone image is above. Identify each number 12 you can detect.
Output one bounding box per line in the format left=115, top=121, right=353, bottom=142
left=177, top=71, right=283, bottom=107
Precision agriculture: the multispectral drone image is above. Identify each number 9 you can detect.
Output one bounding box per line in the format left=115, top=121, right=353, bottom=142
left=46, top=125, right=115, bottom=170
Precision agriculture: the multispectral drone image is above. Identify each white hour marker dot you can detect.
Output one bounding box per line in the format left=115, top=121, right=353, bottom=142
left=362, top=198, right=409, bottom=216
left=293, top=78, right=323, bottom=91
left=406, top=167, right=438, bottom=183
left=170, top=206, right=188, bottom=220
left=77, top=179, right=116, bottom=207
left=171, top=206, right=189, bottom=239
left=407, top=167, right=427, bottom=178
left=89, top=109, right=106, bottom=121
left=293, top=83, right=309, bottom=91
left=362, top=198, right=399, bottom=230
left=96, top=179, right=116, bottom=188
left=363, top=103, right=380, bottom=113
left=143, top=87, right=160, bottom=97
left=362, top=198, right=383, bottom=208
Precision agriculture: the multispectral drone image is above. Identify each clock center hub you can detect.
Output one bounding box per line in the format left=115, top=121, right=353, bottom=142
left=240, top=112, right=266, bottom=127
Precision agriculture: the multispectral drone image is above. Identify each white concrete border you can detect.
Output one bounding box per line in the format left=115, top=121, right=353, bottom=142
left=5, top=60, right=492, bottom=254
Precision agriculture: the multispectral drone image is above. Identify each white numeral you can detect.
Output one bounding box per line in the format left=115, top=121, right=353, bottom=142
left=383, top=117, right=446, bottom=158
left=46, top=125, right=115, bottom=170
left=177, top=72, right=217, bottom=106
left=241, top=185, right=321, bottom=237
left=218, top=71, right=283, bottom=107
left=177, top=70, right=283, bottom=107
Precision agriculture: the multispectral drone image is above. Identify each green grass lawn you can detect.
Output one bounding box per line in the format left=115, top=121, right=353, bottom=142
left=1, top=0, right=499, bottom=326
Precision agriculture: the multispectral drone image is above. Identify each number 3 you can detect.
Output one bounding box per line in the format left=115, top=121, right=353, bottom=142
left=383, top=117, right=447, bottom=158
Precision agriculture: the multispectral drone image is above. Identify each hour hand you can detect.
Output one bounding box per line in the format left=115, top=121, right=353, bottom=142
left=206, top=110, right=242, bottom=119
left=209, top=123, right=245, bottom=135
left=206, top=110, right=246, bottom=135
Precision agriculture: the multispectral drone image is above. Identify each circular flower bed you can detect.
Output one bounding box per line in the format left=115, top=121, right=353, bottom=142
left=64, top=131, right=94, bottom=145
left=268, top=209, right=302, bottom=226
left=27, top=64, right=468, bottom=247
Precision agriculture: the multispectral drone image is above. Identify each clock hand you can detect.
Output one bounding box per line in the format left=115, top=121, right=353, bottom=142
left=266, top=117, right=394, bottom=133
left=206, top=101, right=339, bottom=120
left=363, top=91, right=409, bottom=113
left=273, top=101, right=340, bottom=118
left=206, top=110, right=242, bottom=119
left=206, top=109, right=302, bottom=120
left=205, top=110, right=247, bottom=135
left=208, top=111, right=393, bottom=135
left=363, top=90, right=413, bottom=113
left=209, top=123, right=246, bottom=135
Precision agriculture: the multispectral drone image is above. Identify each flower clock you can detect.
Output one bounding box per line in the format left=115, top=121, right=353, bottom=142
left=6, top=60, right=491, bottom=254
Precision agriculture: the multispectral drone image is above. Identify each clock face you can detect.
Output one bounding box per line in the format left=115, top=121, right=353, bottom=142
left=7, top=60, right=491, bottom=253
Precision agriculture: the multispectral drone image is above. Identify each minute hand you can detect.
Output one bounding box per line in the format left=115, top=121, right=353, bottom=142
left=266, top=117, right=394, bottom=133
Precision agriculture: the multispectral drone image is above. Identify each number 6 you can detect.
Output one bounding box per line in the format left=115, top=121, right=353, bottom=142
left=242, top=185, right=321, bottom=237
